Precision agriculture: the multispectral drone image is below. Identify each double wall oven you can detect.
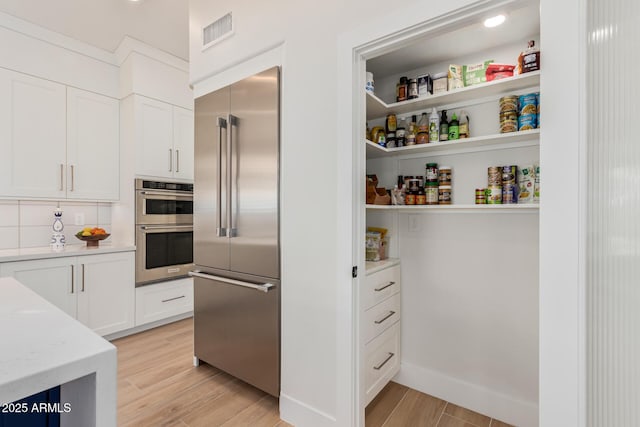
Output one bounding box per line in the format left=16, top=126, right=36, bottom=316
left=135, top=179, right=194, bottom=286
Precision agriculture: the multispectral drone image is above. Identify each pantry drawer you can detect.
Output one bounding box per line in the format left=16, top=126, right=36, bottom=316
left=365, top=322, right=400, bottom=406
left=363, top=264, right=400, bottom=311
left=364, top=292, right=400, bottom=344
left=135, top=278, right=193, bottom=326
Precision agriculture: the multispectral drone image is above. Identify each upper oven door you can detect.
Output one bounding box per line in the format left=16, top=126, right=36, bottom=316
left=136, top=190, right=193, bottom=225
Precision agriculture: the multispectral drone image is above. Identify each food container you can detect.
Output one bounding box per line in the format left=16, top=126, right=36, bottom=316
left=517, top=165, right=535, bottom=203
left=432, top=72, right=448, bottom=94
left=366, top=72, right=374, bottom=93
left=518, top=114, right=537, bottom=131
left=407, top=178, right=422, bottom=192
left=487, top=166, right=502, bottom=186
left=486, top=185, right=502, bottom=204
left=417, top=74, right=432, bottom=96
left=405, top=192, right=416, bottom=205
left=438, top=166, right=452, bottom=186
left=438, top=186, right=452, bottom=204
left=502, top=165, right=517, bottom=184
left=500, top=119, right=518, bottom=133
left=425, top=185, right=439, bottom=205
left=416, top=190, right=426, bottom=205
left=502, top=183, right=518, bottom=204
left=475, top=188, right=487, bottom=204
left=518, top=93, right=538, bottom=116
left=425, top=163, right=438, bottom=184
left=499, top=95, right=518, bottom=113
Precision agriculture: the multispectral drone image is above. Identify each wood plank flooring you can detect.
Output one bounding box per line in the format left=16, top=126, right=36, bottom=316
left=114, top=318, right=515, bottom=427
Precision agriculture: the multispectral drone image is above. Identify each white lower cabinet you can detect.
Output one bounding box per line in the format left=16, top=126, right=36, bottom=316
left=0, top=251, right=135, bottom=336
left=363, top=260, right=401, bottom=405
left=135, top=278, right=193, bottom=326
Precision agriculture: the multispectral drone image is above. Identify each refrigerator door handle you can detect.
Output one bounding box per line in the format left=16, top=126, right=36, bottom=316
left=189, top=271, right=275, bottom=293
left=228, top=114, right=238, bottom=238
left=217, top=117, right=227, bottom=237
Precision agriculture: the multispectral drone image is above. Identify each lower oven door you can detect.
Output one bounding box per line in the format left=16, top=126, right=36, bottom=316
left=136, top=225, right=194, bottom=286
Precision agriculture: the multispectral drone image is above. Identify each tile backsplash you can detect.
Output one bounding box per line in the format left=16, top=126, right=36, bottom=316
left=0, top=201, right=112, bottom=249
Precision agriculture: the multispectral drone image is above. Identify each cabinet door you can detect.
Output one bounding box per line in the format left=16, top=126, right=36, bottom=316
left=0, top=68, right=66, bottom=198
left=66, top=88, right=120, bottom=201
left=134, top=96, right=174, bottom=179
left=0, top=258, right=77, bottom=318
left=173, top=106, right=194, bottom=180
left=76, top=252, right=134, bottom=336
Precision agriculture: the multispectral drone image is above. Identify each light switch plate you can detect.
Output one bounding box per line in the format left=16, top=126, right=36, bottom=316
left=74, top=213, right=85, bottom=226
left=408, top=214, right=421, bottom=232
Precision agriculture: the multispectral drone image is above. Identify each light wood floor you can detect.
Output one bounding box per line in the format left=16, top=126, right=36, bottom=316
left=114, top=318, right=515, bottom=427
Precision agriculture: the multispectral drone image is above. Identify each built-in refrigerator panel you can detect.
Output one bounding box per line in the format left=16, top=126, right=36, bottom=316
left=194, top=86, right=230, bottom=271
left=229, top=67, right=280, bottom=279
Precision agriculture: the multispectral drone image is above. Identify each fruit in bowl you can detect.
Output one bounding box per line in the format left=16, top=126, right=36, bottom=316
left=75, top=227, right=110, bottom=247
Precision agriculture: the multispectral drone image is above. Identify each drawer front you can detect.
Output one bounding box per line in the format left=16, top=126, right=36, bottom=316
left=365, top=322, right=400, bottom=406
left=364, top=265, right=400, bottom=310
left=364, top=292, right=401, bottom=344
left=135, top=278, right=193, bottom=326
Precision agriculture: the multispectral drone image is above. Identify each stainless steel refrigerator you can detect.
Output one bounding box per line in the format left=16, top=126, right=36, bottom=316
left=191, top=66, right=280, bottom=397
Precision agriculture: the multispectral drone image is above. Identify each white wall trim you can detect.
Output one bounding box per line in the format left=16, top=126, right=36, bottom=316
left=395, top=362, right=538, bottom=427
left=114, top=35, right=189, bottom=72
left=0, top=11, right=117, bottom=65
left=279, top=392, right=337, bottom=427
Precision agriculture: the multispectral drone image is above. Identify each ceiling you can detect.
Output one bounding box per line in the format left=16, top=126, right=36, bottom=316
left=367, top=1, right=540, bottom=78
left=0, top=0, right=189, bottom=61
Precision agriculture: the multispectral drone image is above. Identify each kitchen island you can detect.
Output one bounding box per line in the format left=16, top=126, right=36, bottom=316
left=0, top=276, right=116, bottom=427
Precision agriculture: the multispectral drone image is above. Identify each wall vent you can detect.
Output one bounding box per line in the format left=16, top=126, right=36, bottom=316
left=202, top=12, right=233, bottom=50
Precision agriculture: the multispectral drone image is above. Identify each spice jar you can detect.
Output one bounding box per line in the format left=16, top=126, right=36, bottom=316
left=405, top=191, right=416, bottom=205
left=416, top=188, right=426, bottom=205
left=425, top=185, right=439, bottom=205
left=438, top=166, right=451, bottom=186
left=438, top=186, right=452, bottom=204
left=396, top=77, right=408, bottom=102
left=408, top=78, right=418, bottom=99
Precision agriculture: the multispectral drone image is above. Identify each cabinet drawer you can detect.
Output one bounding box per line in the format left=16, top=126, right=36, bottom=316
left=135, top=278, right=193, bottom=326
left=364, top=292, right=400, bottom=344
left=364, top=265, right=400, bottom=310
left=365, top=322, right=400, bottom=406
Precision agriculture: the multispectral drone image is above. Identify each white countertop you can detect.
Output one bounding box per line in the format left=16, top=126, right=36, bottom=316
left=365, top=258, right=401, bottom=275
left=0, top=277, right=116, bottom=425
left=0, top=243, right=136, bottom=263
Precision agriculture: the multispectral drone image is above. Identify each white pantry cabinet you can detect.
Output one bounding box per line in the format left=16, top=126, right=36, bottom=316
left=0, top=68, right=67, bottom=199
left=66, top=87, right=120, bottom=200
left=0, top=68, right=120, bottom=201
left=0, top=251, right=135, bottom=336
left=134, top=95, right=194, bottom=180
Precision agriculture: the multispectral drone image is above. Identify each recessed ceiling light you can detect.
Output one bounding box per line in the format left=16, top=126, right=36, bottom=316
left=484, top=15, right=506, bottom=28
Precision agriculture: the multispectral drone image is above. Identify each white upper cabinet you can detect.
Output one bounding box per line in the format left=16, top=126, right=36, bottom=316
left=67, top=87, right=120, bottom=201
left=0, top=68, right=66, bottom=199
left=134, top=95, right=194, bottom=181
left=173, top=106, right=195, bottom=181
left=0, top=69, right=120, bottom=201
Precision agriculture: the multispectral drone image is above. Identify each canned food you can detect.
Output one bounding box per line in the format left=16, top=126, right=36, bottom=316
left=438, top=186, right=452, bottom=204
left=499, top=110, right=518, bottom=122
left=502, top=183, right=518, bottom=204
left=486, top=185, right=502, bottom=204
left=488, top=167, right=501, bottom=186
left=438, top=166, right=452, bottom=186
left=425, top=185, right=439, bottom=205
left=425, top=163, right=439, bottom=184
left=502, top=166, right=517, bottom=184
left=500, top=119, right=518, bottom=133
left=475, top=188, right=487, bottom=204
left=499, top=95, right=518, bottom=113
left=518, top=114, right=537, bottom=131
left=518, top=93, right=538, bottom=116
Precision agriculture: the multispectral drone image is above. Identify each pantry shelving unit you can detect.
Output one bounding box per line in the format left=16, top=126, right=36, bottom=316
left=356, top=2, right=541, bottom=424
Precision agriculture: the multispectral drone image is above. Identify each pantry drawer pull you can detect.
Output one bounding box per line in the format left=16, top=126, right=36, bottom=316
left=162, top=295, right=186, bottom=303
left=373, top=352, right=395, bottom=370
left=374, top=310, right=396, bottom=324
left=374, top=281, right=395, bottom=292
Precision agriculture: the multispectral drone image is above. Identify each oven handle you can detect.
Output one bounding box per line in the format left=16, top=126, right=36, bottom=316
left=139, top=191, right=193, bottom=200
left=189, top=271, right=274, bottom=293
left=140, top=225, right=193, bottom=231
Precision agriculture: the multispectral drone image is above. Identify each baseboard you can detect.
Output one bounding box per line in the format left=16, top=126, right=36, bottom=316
left=279, top=392, right=337, bottom=427
left=103, top=312, right=193, bottom=341
left=394, top=362, right=539, bottom=427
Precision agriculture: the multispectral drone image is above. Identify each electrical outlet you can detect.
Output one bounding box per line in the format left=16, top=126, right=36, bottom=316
left=74, top=213, right=85, bottom=226
left=408, top=214, right=421, bottom=232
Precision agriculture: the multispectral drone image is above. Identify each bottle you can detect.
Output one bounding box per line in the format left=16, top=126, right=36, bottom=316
left=439, top=110, right=449, bottom=141
left=385, top=114, right=397, bottom=133
left=458, top=111, right=469, bottom=138
left=406, top=115, right=417, bottom=145
left=396, top=76, right=408, bottom=102
left=518, top=40, right=540, bottom=74
left=408, top=78, right=418, bottom=99
left=416, top=112, right=429, bottom=144
left=448, top=112, right=459, bottom=140
left=50, top=208, right=66, bottom=251
left=396, top=117, right=406, bottom=147
left=428, top=107, right=439, bottom=143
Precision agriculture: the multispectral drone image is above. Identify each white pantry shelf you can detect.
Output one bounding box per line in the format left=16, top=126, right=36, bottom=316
left=366, top=71, right=540, bottom=119
left=365, top=129, right=540, bottom=159
left=365, top=204, right=539, bottom=213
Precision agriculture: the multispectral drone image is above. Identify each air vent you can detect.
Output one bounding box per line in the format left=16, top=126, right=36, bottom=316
left=202, top=12, right=233, bottom=50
